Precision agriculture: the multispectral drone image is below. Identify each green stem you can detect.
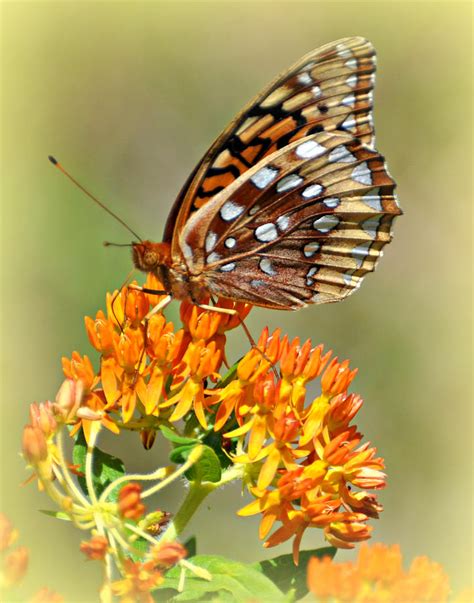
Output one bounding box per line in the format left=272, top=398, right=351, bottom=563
left=85, top=423, right=101, bottom=505
left=161, top=481, right=215, bottom=542
left=161, top=463, right=245, bottom=542
left=55, top=428, right=90, bottom=507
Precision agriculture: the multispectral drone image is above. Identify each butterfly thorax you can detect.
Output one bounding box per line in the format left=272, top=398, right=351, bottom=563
left=132, top=240, right=207, bottom=302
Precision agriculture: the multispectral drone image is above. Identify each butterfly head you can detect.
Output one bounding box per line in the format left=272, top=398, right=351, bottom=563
left=132, top=241, right=172, bottom=274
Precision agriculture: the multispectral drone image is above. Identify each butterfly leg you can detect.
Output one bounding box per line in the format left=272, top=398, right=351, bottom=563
left=196, top=303, right=257, bottom=345
left=197, top=302, right=279, bottom=378
left=126, top=284, right=173, bottom=320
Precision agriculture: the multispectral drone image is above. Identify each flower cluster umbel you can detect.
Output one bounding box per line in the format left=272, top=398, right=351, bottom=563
left=307, top=542, right=472, bottom=603
left=0, top=513, right=63, bottom=602
left=22, top=274, right=386, bottom=582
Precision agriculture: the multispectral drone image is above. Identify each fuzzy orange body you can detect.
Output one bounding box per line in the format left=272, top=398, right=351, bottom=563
left=132, top=241, right=209, bottom=303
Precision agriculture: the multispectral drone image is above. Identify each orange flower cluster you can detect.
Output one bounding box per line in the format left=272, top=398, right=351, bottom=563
left=0, top=513, right=63, bottom=602
left=307, top=542, right=472, bottom=603
left=0, top=513, right=28, bottom=589
left=64, top=274, right=250, bottom=439
left=36, top=276, right=385, bottom=562
left=234, top=332, right=385, bottom=563
left=110, top=541, right=186, bottom=603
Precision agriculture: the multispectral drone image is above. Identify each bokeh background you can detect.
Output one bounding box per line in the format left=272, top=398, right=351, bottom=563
left=1, top=1, right=472, bottom=601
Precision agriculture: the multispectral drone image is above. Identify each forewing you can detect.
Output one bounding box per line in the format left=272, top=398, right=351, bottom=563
left=165, top=37, right=377, bottom=253
left=178, top=131, right=401, bottom=310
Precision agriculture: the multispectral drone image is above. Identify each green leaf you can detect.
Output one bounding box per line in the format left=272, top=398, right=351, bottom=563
left=185, top=445, right=222, bottom=483
left=169, top=444, right=196, bottom=465
left=169, top=444, right=222, bottom=483
left=72, top=429, right=125, bottom=500
left=252, top=547, right=337, bottom=600
left=160, top=425, right=199, bottom=446
left=39, top=509, right=71, bottom=521
left=157, top=555, right=286, bottom=602
left=201, top=429, right=233, bottom=470
left=184, top=536, right=197, bottom=558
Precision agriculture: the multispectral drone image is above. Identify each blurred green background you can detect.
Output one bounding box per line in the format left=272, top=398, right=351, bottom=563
left=1, top=1, right=472, bottom=601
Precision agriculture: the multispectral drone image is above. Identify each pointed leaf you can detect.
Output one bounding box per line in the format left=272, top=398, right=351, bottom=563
left=160, top=425, right=199, bottom=446
left=157, top=554, right=286, bottom=602
left=252, top=546, right=337, bottom=599
left=72, top=429, right=125, bottom=500
left=170, top=444, right=222, bottom=483
left=40, top=509, right=72, bottom=521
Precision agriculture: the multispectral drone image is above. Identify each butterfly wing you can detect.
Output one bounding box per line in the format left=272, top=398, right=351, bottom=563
left=178, top=132, right=401, bottom=310
left=164, top=37, right=377, bottom=256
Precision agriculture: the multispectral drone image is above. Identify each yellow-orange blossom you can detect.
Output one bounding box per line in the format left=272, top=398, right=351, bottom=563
left=25, top=274, right=386, bottom=563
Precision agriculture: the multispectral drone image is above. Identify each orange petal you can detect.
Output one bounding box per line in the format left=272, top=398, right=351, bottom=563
left=248, top=416, right=267, bottom=460
left=257, top=446, right=281, bottom=490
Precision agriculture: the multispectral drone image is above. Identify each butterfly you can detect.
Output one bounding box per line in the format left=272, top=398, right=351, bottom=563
left=130, top=36, right=402, bottom=310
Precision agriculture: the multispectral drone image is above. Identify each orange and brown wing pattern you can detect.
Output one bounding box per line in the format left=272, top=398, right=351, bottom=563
left=178, top=132, right=401, bottom=310
left=164, top=37, right=377, bottom=253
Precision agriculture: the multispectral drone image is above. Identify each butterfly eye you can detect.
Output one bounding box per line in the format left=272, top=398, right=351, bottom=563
left=143, top=251, right=159, bottom=268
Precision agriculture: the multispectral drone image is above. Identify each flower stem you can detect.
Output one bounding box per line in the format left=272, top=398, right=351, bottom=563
left=161, top=481, right=215, bottom=542
left=161, top=463, right=245, bottom=542
left=55, top=428, right=90, bottom=507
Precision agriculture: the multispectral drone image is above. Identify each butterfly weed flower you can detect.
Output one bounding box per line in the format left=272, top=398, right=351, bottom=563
left=0, top=514, right=63, bottom=601
left=21, top=274, right=389, bottom=599
left=307, top=542, right=472, bottom=603
left=39, top=33, right=407, bottom=599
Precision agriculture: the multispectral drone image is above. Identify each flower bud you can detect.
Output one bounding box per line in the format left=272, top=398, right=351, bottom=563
left=61, top=497, right=74, bottom=513
left=76, top=407, right=103, bottom=421
left=29, top=402, right=57, bottom=437
left=124, top=288, right=149, bottom=324
left=325, top=515, right=371, bottom=548
left=140, top=428, right=156, bottom=450
left=272, top=411, right=300, bottom=443
left=118, top=483, right=145, bottom=520
left=80, top=535, right=108, bottom=560
left=2, top=546, right=29, bottom=586
left=22, top=425, right=48, bottom=464
left=152, top=541, right=186, bottom=568
left=54, top=379, right=83, bottom=421
left=0, top=513, right=18, bottom=552
left=321, top=358, right=358, bottom=396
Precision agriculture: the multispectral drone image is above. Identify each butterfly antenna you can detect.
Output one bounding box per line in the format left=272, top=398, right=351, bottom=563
left=48, top=155, right=143, bottom=242
left=103, top=242, right=133, bottom=247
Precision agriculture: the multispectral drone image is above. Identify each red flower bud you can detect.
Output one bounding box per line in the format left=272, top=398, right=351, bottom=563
left=118, top=483, right=145, bottom=520
left=152, top=541, right=186, bottom=568
left=80, top=535, right=108, bottom=560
